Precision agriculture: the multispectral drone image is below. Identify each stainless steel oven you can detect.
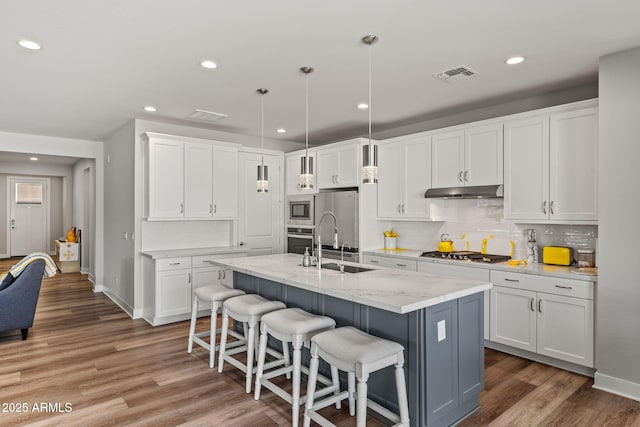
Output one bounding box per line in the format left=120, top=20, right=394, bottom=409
left=287, top=195, right=314, bottom=226
left=287, top=226, right=315, bottom=255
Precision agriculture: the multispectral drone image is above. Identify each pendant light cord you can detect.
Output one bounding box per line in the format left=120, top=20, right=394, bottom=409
left=261, top=94, right=265, bottom=166
left=305, top=72, right=309, bottom=157
left=368, top=41, right=372, bottom=146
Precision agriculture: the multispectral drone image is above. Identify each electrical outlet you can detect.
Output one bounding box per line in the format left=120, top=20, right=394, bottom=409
left=122, top=232, right=128, bottom=240
left=437, top=320, right=446, bottom=342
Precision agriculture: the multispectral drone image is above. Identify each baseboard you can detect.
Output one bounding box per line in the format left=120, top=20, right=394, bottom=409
left=102, top=288, right=134, bottom=318
left=0, top=253, right=8, bottom=259
left=594, top=372, right=640, bottom=402
left=132, top=308, right=143, bottom=319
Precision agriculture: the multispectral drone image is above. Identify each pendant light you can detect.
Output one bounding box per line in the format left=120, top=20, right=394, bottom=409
left=299, top=66, right=314, bottom=190
left=256, top=88, right=269, bottom=193
left=361, top=35, right=378, bottom=184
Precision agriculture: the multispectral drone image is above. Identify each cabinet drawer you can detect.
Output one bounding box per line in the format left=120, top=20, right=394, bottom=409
left=156, top=257, right=192, bottom=271
left=363, top=255, right=417, bottom=271
left=418, top=262, right=490, bottom=281
left=490, top=270, right=593, bottom=300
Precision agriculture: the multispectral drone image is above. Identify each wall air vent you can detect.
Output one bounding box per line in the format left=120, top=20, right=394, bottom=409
left=433, top=65, right=477, bottom=82
left=186, top=109, right=228, bottom=122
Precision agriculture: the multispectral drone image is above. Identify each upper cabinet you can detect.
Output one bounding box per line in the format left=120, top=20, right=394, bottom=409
left=316, top=141, right=360, bottom=189
left=431, top=123, right=503, bottom=188
left=285, top=151, right=317, bottom=195
left=144, top=133, right=239, bottom=220
left=377, top=135, right=432, bottom=220
left=503, top=103, right=598, bottom=223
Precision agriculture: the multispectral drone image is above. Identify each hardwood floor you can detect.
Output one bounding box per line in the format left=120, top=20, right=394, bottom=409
left=1, top=257, right=639, bottom=426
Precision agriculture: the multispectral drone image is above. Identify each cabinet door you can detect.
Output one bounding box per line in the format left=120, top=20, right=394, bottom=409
left=549, top=108, right=598, bottom=221
left=286, top=153, right=316, bottom=195
left=376, top=141, right=403, bottom=218
left=490, top=286, right=537, bottom=352
left=212, top=145, right=238, bottom=217
left=316, top=149, right=336, bottom=189
left=148, top=138, right=184, bottom=218
left=503, top=115, right=550, bottom=221
left=402, top=136, right=431, bottom=218
left=192, top=266, right=222, bottom=290
left=335, top=144, right=359, bottom=187
left=536, top=292, right=594, bottom=367
left=156, top=269, right=192, bottom=317
left=184, top=142, right=213, bottom=218
left=465, top=123, right=503, bottom=186
left=431, top=130, right=464, bottom=188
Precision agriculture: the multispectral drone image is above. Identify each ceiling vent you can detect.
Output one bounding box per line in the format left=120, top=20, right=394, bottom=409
left=186, top=109, right=228, bottom=122
left=433, top=65, right=477, bottom=82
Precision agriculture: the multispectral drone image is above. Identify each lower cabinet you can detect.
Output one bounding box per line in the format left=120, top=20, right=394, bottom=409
left=489, top=270, right=594, bottom=368
left=143, top=252, right=245, bottom=326
left=362, top=254, right=417, bottom=271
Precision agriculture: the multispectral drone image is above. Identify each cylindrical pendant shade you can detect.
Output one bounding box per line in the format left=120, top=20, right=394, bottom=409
left=257, top=164, right=269, bottom=193
left=362, top=144, right=378, bottom=184
left=299, top=155, right=314, bottom=189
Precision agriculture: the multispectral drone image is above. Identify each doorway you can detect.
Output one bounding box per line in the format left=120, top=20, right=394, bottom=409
left=8, top=176, right=50, bottom=256
left=237, top=152, right=283, bottom=256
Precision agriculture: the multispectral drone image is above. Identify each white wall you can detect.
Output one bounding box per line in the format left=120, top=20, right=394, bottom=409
left=73, top=159, right=96, bottom=279
left=594, top=47, right=640, bottom=400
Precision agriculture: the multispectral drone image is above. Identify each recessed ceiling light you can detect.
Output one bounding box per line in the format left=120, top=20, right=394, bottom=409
left=18, top=40, right=41, bottom=50
left=30, top=157, right=38, bottom=161
left=200, top=60, right=218, bottom=69
left=357, top=103, right=369, bottom=109
left=506, top=56, right=525, bottom=65
left=144, top=106, right=157, bottom=112
left=277, top=128, right=286, bottom=133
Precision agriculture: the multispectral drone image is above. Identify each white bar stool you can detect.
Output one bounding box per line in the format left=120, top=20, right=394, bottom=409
left=187, top=284, right=246, bottom=368
left=217, top=294, right=287, bottom=393
left=254, top=308, right=339, bottom=427
left=303, top=326, right=410, bottom=427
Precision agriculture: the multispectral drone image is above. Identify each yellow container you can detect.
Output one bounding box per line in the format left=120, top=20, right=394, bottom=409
left=542, top=246, right=574, bottom=266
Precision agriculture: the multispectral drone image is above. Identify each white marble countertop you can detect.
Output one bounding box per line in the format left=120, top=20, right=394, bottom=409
left=209, top=253, right=491, bottom=314
left=363, top=249, right=598, bottom=282
left=140, top=246, right=247, bottom=259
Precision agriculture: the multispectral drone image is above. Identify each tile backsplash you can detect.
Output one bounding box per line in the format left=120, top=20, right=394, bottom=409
left=371, top=198, right=597, bottom=261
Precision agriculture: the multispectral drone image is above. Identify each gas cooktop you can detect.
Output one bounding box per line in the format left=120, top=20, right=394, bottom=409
left=420, top=251, right=511, bottom=264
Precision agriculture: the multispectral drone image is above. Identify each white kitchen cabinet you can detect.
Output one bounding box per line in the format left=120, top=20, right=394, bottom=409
left=143, top=251, right=246, bottom=326
left=362, top=254, right=417, bottom=271
left=146, top=136, right=185, bottom=218
left=489, top=270, right=594, bottom=367
left=377, top=135, right=431, bottom=220
left=503, top=104, right=598, bottom=223
left=431, top=123, right=503, bottom=188
left=316, top=142, right=359, bottom=189
left=286, top=151, right=317, bottom=195
left=212, top=145, right=239, bottom=218
left=144, top=133, right=239, bottom=220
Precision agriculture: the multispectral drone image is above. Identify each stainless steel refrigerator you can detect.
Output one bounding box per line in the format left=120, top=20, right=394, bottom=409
left=314, top=189, right=358, bottom=253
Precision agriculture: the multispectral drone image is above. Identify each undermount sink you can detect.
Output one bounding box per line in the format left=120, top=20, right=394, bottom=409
left=321, top=262, right=373, bottom=274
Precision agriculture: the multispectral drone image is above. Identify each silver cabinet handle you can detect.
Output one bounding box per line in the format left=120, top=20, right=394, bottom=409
left=217, top=270, right=222, bottom=280
left=401, top=204, right=406, bottom=214
left=370, top=259, right=379, bottom=264
left=555, top=284, right=573, bottom=290
left=239, top=241, right=247, bottom=246
left=209, top=204, right=213, bottom=214
left=214, top=204, right=217, bottom=214
left=458, top=171, right=464, bottom=182
left=538, top=299, right=542, bottom=313
left=542, top=201, right=547, bottom=214
left=397, top=263, right=407, bottom=267
left=550, top=200, right=555, bottom=215
left=203, top=260, right=215, bottom=264
left=530, top=297, right=535, bottom=312
left=398, top=204, right=402, bottom=213
left=169, top=262, right=181, bottom=266
left=505, top=278, right=519, bottom=283
left=222, top=270, right=226, bottom=280
left=187, top=273, right=191, bottom=283
left=10, top=219, right=16, bottom=229
left=180, top=203, right=184, bottom=214
left=464, top=171, right=469, bottom=182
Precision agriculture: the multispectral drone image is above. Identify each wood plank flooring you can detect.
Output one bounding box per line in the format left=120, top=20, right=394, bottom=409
left=1, top=257, right=639, bottom=426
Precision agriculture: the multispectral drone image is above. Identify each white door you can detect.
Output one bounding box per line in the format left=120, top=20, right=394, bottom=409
left=465, top=123, right=503, bottom=186
left=335, top=144, right=358, bottom=187
left=147, top=138, right=184, bottom=218
left=212, top=145, right=239, bottom=218
left=402, top=136, right=431, bottom=218
left=184, top=142, right=213, bottom=218
left=238, top=152, right=283, bottom=256
left=316, top=149, right=336, bottom=189
left=490, top=286, right=537, bottom=352
left=9, top=177, right=50, bottom=256
left=376, top=141, right=403, bottom=218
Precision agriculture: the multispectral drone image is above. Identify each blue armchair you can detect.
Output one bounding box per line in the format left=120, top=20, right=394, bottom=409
left=0, top=259, right=46, bottom=340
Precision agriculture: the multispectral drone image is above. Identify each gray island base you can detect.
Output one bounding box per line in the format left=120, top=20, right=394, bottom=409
left=214, top=254, right=489, bottom=427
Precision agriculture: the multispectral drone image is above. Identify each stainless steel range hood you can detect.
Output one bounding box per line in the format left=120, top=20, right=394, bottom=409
left=424, top=184, right=504, bottom=199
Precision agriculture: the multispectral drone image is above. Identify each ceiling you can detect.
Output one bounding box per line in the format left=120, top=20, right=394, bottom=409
left=2, top=0, right=640, bottom=147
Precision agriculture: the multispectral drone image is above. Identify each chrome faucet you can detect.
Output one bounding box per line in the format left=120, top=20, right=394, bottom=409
left=339, top=242, right=351, bottom=273
left=316, top=211, right=338, bottom=271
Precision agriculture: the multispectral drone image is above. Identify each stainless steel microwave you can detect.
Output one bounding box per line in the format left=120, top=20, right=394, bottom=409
left=287, top=195, right=314, bottom=225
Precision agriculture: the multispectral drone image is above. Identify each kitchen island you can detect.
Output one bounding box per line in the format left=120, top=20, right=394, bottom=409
left=212, top=253, right=491, bottom=427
